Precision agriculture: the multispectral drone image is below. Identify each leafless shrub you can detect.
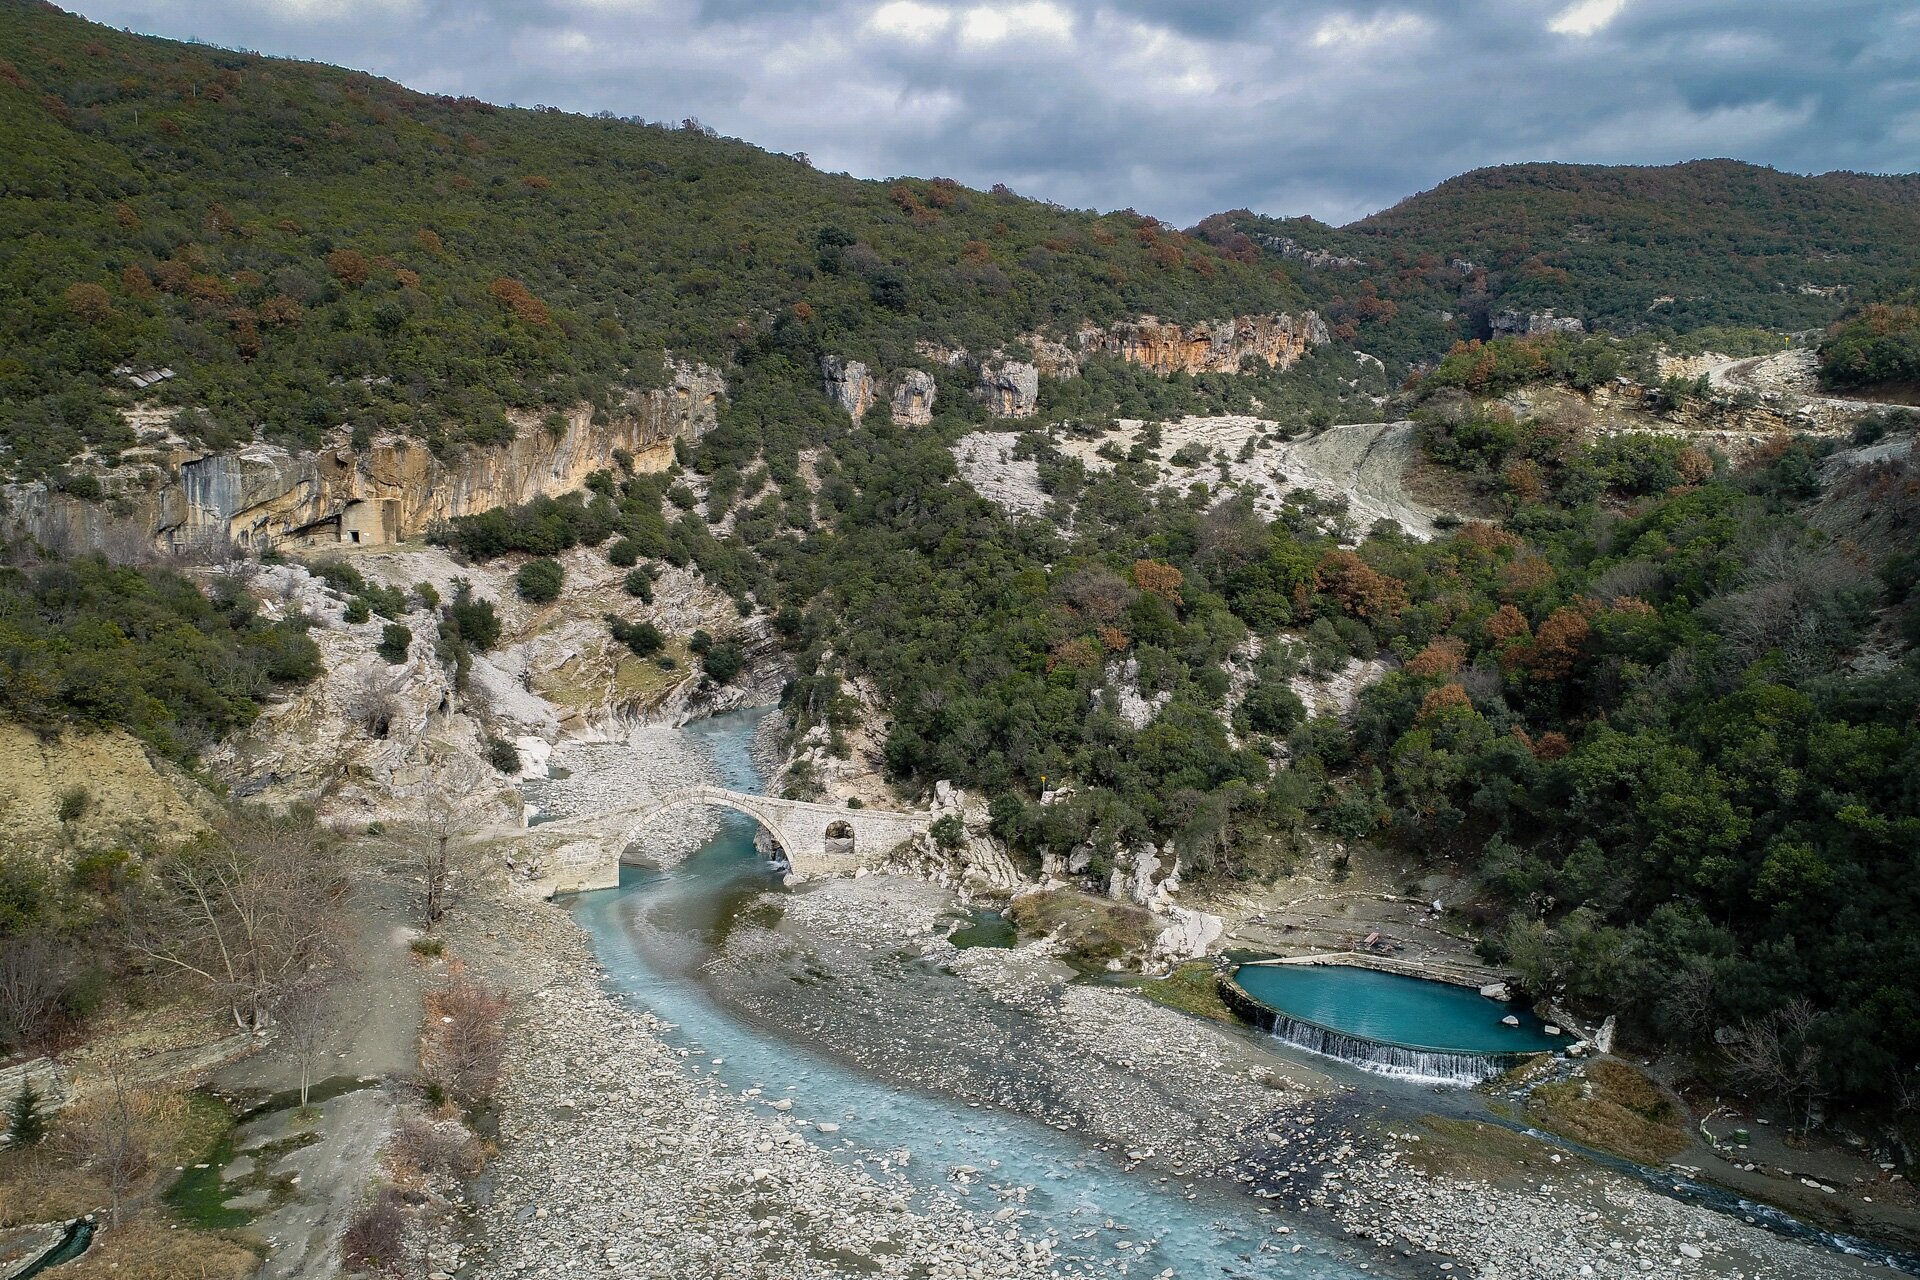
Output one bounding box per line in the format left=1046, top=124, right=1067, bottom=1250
left=0, top=930, right=69, bottom=1053
left=1460, top=655, right=1505, bottom=704
left=341, top=1188, right=408, bottom=1275
left=1056, top=565, right=1132, bottom=624
left=391, top=1113, right=481, bottom=1179
left=1417, top=388, right=1475, bottom=427
left=1589, top=558, right=1663, bottom=603
left=96, top=518, right=168, bottom=567
left=1656, top=955, right=1717, bottom=1043
left=348, top=679, right=404, bottom=740
left=420, top=969, right=507, bottom=1107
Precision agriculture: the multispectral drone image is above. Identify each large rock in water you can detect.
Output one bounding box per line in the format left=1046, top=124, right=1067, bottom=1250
left=821, top=355, right=876, bottom=419
left=890, top=370, right=937, bottom=425
left=979, top=361, right=1039, bottom=417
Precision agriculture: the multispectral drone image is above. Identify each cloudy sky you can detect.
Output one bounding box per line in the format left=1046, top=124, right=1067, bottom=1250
left=69, top=0, right=1920, bottom=225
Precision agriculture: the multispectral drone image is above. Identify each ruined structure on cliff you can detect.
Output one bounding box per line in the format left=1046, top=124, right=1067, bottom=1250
left=5, top=364, right=725, bottom=555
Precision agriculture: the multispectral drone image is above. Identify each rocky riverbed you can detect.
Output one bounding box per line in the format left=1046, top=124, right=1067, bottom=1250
left=472, top=940, right=1086, bottom=1279
left=451, top=708, right=1904, bottom=1280
left=697, top=873, right=1903, bottom=1280
left=708, top=873, right=1332, bottom=1179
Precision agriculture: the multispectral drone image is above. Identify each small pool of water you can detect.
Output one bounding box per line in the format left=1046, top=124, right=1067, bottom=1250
left=947, top=907, right=1016, bottom=949
left=1235, top=963, right=1568, bottom=1055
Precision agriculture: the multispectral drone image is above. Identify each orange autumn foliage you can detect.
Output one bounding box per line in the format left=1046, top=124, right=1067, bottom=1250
left=1500, top=554, right=1556, bottom=598
left=1316, top=551, right=1408, bottom=621
left=1484, top=604, right=1533, bottom=647
left=488, top=277, right=551, bottom=326
left=1405, top=637, right=1466, bottom=679
left=1525, top=606, right=1591, bottom=680
left=326, top=248, right=370, bottom=287
left=1131, top=559, right=1185, bottom=607
left=1416, top=683, right=1473, bottom=723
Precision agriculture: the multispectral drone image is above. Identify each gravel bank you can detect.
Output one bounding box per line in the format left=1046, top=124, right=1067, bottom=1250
left=709, top=873, right=1330, bottom=1179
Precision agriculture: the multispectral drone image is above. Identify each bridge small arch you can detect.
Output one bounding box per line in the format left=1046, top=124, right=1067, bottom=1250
left=824, top=819, right=855, bottom=857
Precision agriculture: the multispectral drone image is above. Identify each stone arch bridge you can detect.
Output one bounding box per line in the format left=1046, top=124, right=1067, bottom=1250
left=502, top=785, right=933, bottom=897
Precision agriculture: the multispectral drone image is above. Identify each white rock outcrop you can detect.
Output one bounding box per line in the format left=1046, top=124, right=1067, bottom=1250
left=889, top=369, right=937, bottom=425
left=1151, top=904, right=1226, bottom=962
left=979, top=361, right=1040, bottom=418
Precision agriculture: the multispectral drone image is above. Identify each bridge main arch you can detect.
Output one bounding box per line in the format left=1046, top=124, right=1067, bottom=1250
left=515, top=784, right=934, bottom=897
left=613, top=786, right=797, bottom=866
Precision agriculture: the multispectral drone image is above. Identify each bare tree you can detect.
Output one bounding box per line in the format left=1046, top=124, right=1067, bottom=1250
left=1658, top=955, right=1718, bottom=1043
left=421, top=826, right=453, bottom=932
left=1893, top=1067, right=1920, bottom=1117
left=406, top=791, right=479, bottom=932
left=0, top=931, right=68, bottom=1053
left=273, top=964, right=343, bottom=1111
left=129, top=808, right=344, bottom=1032
left=60, top=1057, right=181, bottom=1225
left=1726, top=997, right=1828, bottom=1132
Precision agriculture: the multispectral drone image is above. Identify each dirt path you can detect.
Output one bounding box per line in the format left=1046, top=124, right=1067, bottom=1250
left=204, top=862, right=429, bottom=1280
left=1703, top=349, right=1887, bottom=425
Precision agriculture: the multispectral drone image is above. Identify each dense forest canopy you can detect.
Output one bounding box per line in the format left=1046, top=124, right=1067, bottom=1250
left=1207, top=162, right=1920, bottom=370
left=1819, top=289, right=1920, bottom=395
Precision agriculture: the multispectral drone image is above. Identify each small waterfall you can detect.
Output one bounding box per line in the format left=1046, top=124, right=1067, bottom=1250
left=1217, top=972, right=1528, bottom=1086
left=1256, top=1009, right=1510, bottom=1085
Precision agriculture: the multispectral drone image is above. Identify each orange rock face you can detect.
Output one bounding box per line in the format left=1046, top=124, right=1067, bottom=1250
left=1084, top=312, right=1329, bottom=376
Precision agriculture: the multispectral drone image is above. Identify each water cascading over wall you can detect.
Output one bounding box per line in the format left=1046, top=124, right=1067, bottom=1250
left=1217, top=973, right=1535, bottom=1085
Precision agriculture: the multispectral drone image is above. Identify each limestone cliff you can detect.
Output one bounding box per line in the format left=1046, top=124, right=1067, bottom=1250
left=1491, top=309, right=1584, bottom=337
left=815, top=312, right=1329, bottom=422
left=5, top=363, right=724, bottom=554
left=979, top=361, right=1041, bottom=418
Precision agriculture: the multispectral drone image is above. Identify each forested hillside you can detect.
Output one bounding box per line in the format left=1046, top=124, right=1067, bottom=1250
left=1207, top=162, right=1920, bottom=368
left=9, top=3, right=1920, bottom=482
left=0, top=0, right=1300, bottom=477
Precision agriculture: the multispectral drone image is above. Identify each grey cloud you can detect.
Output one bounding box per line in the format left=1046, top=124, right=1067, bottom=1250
left=66, top=0, right=1920, bottom=225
